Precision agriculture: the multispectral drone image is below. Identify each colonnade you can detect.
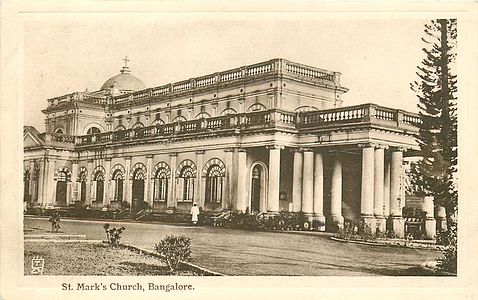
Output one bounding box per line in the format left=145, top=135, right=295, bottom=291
left=287, top=144, right=406, bottom=237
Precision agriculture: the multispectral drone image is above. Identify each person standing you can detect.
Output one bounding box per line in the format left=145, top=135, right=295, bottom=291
left=190, top=203, right=200, bottom=225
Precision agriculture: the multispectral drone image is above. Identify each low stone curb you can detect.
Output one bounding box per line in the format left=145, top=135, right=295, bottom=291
left=24, top=234, right=87, bottom=240
left=120, top=243, right=225, bottom=276
left=330, top=236, right=444, bottom=250
left=25, top=239, right=103, bottom=243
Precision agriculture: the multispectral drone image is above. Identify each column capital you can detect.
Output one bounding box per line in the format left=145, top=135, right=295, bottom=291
left=87, top=159, right=94, bottom=164
left=124, top=156, right=132, bottom=161
left=195, top=150, right=205, bottom=155
left=223, top=147, right=235, bottom=153
left=169, top=152, right=178, bottom=157
left=105, top=157, right=112, bottom=161
left=71, top=160, right=79, bottom=165
left=390, top=146, right=407, bottom=152
left=237, top=148, right=247, bottom=153
left=266, top=144, right=284, bottom=150
left=290, top=147, right=303, bottom=154
left=358, top=142, right=389, bottom=149
left=146, top=154, right=154, bottom=159
left=301, top=147, right=314, bottom=152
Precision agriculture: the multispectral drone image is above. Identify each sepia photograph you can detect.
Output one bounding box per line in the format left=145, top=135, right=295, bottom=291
left=1, top=1, right=477, bottom=300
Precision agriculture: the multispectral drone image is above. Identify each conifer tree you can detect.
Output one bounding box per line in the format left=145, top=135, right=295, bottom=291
left=410, top=19, right=457, bottom=226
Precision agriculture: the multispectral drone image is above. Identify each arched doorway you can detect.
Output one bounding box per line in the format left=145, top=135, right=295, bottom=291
left=78, top=169, right=87, bottom=203
left=131, top=167, right=146, bottom=211
left=55, top=170, right=70, bottom=206
left=249, top=162, right=268, bottom=213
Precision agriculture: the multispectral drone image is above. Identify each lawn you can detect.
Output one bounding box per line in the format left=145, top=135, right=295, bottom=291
left=24, top=241, right=207, bottom=276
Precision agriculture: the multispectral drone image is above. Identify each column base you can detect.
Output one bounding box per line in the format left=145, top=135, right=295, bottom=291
left=329, top=215, right=344, bottom=232
left=375, top=216, right=387, bottom=234
left=361, top=215, right=376, bottom=235
left=425, top=218, right=437, bottom=239
left=313, top=214, right=326, bottom=232
left=436, top=217, right=447, bottom=231
left=390, top=216, right=405, bottom=238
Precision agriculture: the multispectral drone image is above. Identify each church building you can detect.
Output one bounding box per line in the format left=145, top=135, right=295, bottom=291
left=23, top=58, right=423, bottom=237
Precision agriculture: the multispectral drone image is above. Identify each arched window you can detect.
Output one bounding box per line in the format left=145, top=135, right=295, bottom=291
left=112, top=170, right=124, bottom=202
left=247, top=103, right=267, bottom=112
left=206, top=165, right=224, bottom=204
left=54, top=128, right=64, bottom=134
left=195, top=112, right=211, bottom=119
left=115, top=125, right=126, bottom=131
left=172, top=115, right=187, bottom=123
left=220, top=108, right=237, bottom=116
left=92, top=168, right=105, bottom=204
left=87, top=127, right=101, bottom=135
left=151, top=119, right=165, bottom=126
left=78, top=170, right=87, bottom=202
left=153, top=168, right=169, bottom=202
left=295, top=106, right=318, bottom=112
left=179, top=166, right=195, bottom=202
left=55, top=170, right=70, bottom=206
left=132, top=122, right=144, bottom=129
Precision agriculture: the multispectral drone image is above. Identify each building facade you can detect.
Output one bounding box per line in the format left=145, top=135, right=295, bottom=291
left=23, top=58, right=423, bottom=237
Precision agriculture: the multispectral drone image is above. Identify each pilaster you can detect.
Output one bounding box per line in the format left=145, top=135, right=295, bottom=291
left=168, top=153, right=177, bottom=208
left=236, top=148, right=247, bottom=212
left=145, top=155, right=153, bottom=206
left=195, top=150, right=204, bottom=208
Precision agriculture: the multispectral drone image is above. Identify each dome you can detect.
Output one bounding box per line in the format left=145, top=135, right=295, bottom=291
left=100, top=73, right=146, bottom=92
left=100, top=57, right=146, bottom=92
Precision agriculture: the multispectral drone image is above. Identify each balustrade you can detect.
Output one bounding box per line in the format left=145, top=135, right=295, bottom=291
left=73, top=104, right=419, bottom=147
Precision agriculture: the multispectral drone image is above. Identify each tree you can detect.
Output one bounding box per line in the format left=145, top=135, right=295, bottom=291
left=409, top=19, right=457, bottom=226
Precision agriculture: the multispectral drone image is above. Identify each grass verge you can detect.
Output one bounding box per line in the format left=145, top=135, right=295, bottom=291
left=24, top=241, right=208, bottom=276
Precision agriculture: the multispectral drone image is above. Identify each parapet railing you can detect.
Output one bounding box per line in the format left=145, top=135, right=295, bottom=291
left=110, top=59, right=339, bottom=105
left=48, top=104, right=420, bottom=147
left=46, top=59, right=342, bottom=108
left=298, top=103, right=421, bottom=129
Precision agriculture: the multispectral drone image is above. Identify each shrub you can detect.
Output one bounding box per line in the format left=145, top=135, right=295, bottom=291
left=155, top=235, right=191, bottom=272
left=103, top=223, right=126, bottom=248
left=437, top=222, right=457, bottom=274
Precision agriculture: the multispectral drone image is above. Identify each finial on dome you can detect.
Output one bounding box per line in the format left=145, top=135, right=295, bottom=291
left=120, top=56, right=131, bottom=74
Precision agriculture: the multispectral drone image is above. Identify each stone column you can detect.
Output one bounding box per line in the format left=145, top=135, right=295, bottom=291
left=383, top=157, right=391, bottom=218
left=145, top=155, right=153, bottom=207
left=124, top=157, right=131, bottom=206
left=390, top=148, right=404, bottom=238
left=86, top=159, right=93, bottom=205
left=436, top=205, right=447, bottom=231
left=330, top=153, right=344, bottom=227
left=374, top=146, right=386, bottom=233
left=301, top=149, right=314, bottom=220
left=168, top=153, right=177, bottom=208
left=103, top=158, right=111, bottom=206
left=195, top=150, right=204, bottom=208
left=224, top=148, right=234, bottom=209
left=292, top=149, right=303, bottom=212
left=71, top=161, right=78, bottom=203
left=422, top=196, right=436, bottom=239
left=236, top=148, right=248, bottom=212
left=360, top=144, right=375, bottom=234
left=313, top=151, right=325, bottom=231
left=267, top=145, right=281, bottom=212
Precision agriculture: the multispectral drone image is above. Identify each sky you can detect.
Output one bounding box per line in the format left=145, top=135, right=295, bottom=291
left=23, top=14, right=427, bottom=130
